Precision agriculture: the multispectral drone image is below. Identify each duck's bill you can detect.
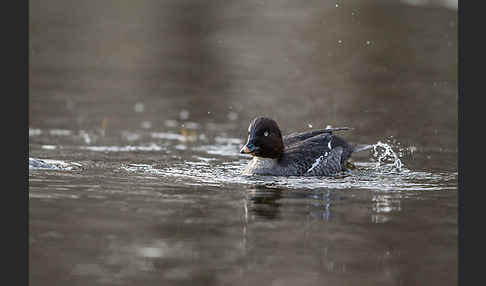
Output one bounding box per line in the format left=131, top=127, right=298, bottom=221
left=240, top=144, right=259, bottom=154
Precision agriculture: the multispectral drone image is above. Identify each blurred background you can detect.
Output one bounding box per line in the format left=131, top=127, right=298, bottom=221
left=29, top=0, right=457, bottom=158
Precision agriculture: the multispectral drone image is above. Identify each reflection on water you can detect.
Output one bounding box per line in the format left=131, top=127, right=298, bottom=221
left=246, top=187, right=283, bottom=220
left=371, top=193, right=403, bottom=224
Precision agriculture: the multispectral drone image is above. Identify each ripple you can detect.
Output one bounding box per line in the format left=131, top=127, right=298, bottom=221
left=29, top=192, right=80, bottom=199
left=29, top=158, right=83, bottom=171
left=150, top=132, right=186, bottom=141
left=80, top=143, right=165, bottom=152
left=30, top=133, right=456, bottom=193
left=120, top=158, right=457, bottom=192
left=214, top=136, right=243, bottom=145
left=192, top=144, right=242, bottom=157
left=29, top=128, right=42, bottom=136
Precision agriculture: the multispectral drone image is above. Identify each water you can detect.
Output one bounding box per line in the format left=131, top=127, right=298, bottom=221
left=29, top=127, right=457, bottom=286
left=29, top=1, right=457, bottom=285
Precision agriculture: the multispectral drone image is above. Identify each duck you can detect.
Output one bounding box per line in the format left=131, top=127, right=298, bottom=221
left=240, top=116, right=371, bottom=176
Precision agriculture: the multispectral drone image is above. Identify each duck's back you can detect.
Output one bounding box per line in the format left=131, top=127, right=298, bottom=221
left=283, top=127, right=352, bottom=147
left=277, top=133, right=353, bottom=176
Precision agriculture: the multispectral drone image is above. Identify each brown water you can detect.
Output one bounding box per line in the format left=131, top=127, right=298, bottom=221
left=29, top=1, right=457, bottom=285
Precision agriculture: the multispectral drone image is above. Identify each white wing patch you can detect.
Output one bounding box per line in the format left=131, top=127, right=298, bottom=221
left=307, top=154, right=325, bottom=173
left=306, top=150, right=330, bottom=173
left=327, top=137, right=332, bottom=150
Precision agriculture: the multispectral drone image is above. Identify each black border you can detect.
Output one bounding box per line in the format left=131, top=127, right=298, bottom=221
left=457, top=0, right=462, bottom=283
left=458, top=0, right=480, bottom=285
left=4, top=0, right=28, bottom=285
left=457, top=0, right=462, bottom=281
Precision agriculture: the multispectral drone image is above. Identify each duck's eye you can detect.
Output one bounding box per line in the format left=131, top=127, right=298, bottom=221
left=264, top=131, right=269, bottom=137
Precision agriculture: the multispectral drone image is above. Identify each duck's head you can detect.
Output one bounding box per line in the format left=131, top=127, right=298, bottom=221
left=240, top=117, right=284, bottom=159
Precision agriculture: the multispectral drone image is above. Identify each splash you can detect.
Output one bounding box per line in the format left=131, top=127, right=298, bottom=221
left=372, top=141, right=403, bottom=171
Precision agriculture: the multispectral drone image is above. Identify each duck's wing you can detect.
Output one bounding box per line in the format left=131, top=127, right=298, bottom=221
left=280, top=133, right=354, bottom=176
left=283, top=127, right=352, bottom=147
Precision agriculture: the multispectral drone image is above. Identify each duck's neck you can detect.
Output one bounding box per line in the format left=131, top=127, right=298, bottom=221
left=243, top=156, right=279, bottom=175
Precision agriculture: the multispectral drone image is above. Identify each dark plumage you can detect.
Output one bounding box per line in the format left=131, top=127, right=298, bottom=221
left=240, top=117, right=370, bottom=176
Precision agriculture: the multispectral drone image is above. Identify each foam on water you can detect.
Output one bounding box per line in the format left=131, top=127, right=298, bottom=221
left=29, top=158, right=83, bottom=171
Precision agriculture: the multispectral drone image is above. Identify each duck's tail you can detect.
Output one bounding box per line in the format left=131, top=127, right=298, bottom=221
left=323, top=126, right=353, bottom=134
left=324, top=125, right=371, bottom=153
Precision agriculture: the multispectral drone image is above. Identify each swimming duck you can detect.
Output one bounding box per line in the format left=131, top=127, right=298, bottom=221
left=240, top=116, right=370, bottom=176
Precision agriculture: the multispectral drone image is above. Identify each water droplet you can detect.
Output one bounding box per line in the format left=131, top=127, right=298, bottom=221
left=185, top=122, right=200, bottom=130
left=79, top=130, right=91, bottom=144
left=228, top=111, right=238, bottom=121
left=179, top=110, right=190, bottom=120
left=394, top=158, right=402, bottom=171
left=134, top=102, right=145, bottom=113
left=165, top=120, right=178, bottom=128
left=141, top=121, right=152, bottom=129
left=338, top=40, right=343, bottom=44
left=408, top=146, right=417, bottom=153
left=366, top=40, right=371, bottom=45
left=335, top=3, right=339, bottom=8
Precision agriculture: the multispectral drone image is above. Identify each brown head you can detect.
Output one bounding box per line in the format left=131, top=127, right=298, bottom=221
left=240, top=117, right=284, bottom=159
